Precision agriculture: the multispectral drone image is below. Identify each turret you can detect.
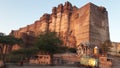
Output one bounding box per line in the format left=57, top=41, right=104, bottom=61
left=52, top=7, right=57, bottom=15
left=40, top=13, right=50, bottom=22
left=57, top=4, right=63, bottom=13
left=63, top=1, right=72, bottom=13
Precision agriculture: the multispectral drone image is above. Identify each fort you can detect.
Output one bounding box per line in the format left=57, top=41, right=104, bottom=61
left=10, top=1, right=110, bottom=48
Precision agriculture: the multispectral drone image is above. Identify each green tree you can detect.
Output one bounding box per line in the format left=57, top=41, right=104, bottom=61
left=0, top=33, right=22, bottom=67
left=100, top=40, right=112, bottom=55
left=10, top=31, right=37, bottom=63
left=34, top=31, right=63, bottom=65
left=68, top=48, right=76, bottom=53
left=11, top=48, right=38, bottom=62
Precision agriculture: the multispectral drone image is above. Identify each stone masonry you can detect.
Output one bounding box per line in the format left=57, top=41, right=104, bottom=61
left=10, top=1, right=110, bottom=48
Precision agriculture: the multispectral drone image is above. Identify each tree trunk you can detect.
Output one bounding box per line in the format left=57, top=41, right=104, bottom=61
left=0, top=46, right=3, bottom=60
left=50, top=54, right=54, bottom=66
left=3, top=45, right=8, bottom=68
left=3, top=44, right=9, bottom=61
left=0, top=44, right=6, bottom=68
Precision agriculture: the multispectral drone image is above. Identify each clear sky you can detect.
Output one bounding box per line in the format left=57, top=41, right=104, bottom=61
left=0, top=0, right=120, bottom=42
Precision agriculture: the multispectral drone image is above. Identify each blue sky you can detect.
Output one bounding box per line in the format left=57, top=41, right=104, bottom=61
left=0, top=0, right=120, bottom=42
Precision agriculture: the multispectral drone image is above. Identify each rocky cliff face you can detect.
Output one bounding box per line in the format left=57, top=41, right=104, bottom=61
left=10, top=2, right=110, bottom=48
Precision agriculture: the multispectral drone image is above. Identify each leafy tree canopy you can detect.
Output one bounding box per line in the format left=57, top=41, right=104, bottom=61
left=12, top=48, right=38, bottom=56
left=0, top=35, right=22, bottom=45
left=68, top=47, right=76, bottom=53
left=34, top=31, right=63, bottom=54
